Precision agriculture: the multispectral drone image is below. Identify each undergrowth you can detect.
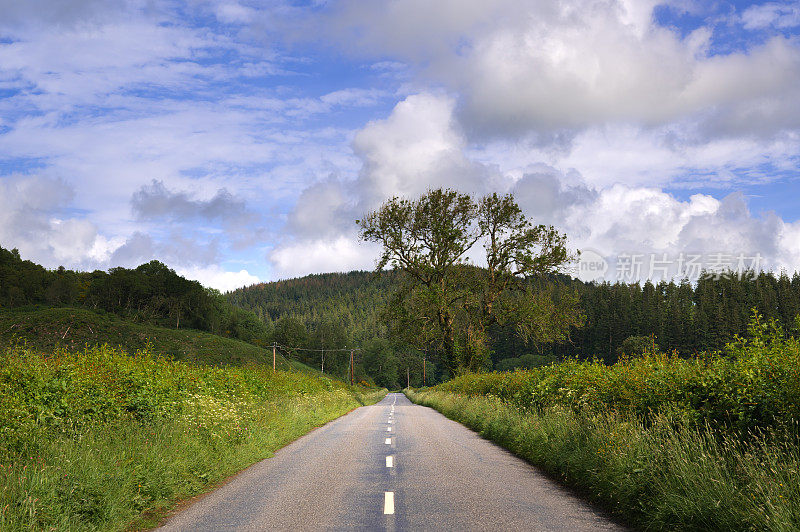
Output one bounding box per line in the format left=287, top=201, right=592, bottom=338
left=0, top=344, right=385, bottom=530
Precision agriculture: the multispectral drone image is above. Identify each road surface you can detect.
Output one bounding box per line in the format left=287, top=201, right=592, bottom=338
left=158, top=393, right=624, bottom=531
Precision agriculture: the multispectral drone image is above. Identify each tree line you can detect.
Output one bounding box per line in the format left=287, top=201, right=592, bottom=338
left=0, top=246, right=270, bottom=347
left=229, top=266, right=800, bottom=375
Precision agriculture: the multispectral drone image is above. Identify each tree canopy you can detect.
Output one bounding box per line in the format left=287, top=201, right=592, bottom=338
left=358, top=188, right=581, bottom=375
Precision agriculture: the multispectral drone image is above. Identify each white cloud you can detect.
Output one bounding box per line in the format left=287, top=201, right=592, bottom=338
left=0, top=175, right=113, bottom=268
left=272, top=86, right=800, bottom=281
left=270, top=236, right=379, bottom=279
left=176, top=264, right=261, bottom=292
left=558, top=185, right=800, bottom=281
left=742, top=2, right=800, bottom=30
left=311, top=0, right=800, bottom=139
left=270, top=92, right=499, bottom=271
left=2, top=0, right=799, bottom=286
left=352, top=92, right=493, bottom=205
left=213, top=2, right=257, bottom=24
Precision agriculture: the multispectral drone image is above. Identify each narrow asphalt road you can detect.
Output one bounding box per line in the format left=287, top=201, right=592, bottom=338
left=158, top=393, right=624, bottom=531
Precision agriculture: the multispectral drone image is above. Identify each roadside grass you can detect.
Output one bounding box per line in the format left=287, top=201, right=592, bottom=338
left=0, top=344, right=386, bottom=531
left=405, top=314, right=800, bottom=531
left=406, top=389, right=800, bottom=531
left=0, top=307, right=291, bottom=367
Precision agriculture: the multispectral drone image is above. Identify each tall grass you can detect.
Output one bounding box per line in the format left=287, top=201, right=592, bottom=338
left=0, top=344, right=385, bottom=530
left=406, top=314, right=800, bottom=530
left=436, top=314, right=800, bottom=435
left=406, top=390, right=800, bottom=531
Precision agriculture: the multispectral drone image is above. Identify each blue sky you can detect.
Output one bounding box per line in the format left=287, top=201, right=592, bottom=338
left=1, top=0, right=799, bottom=290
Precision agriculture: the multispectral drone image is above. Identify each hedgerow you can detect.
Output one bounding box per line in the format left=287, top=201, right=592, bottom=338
left=438, top=313, right=800, bottom=435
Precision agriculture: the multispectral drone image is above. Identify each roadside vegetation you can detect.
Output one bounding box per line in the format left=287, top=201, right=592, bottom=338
left=0, top=343, right=385, bottom=531
left=407, top=313, right=800, bottom=531
left=0, top=306, right=296, bottom=368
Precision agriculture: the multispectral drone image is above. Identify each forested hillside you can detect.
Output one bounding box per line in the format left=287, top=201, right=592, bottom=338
left=6, top=241, right=799, bottom=382
left=229, top=269, right=800, bottom=368
left=227, top=270, right=398, bottom=343
left=0, top=246, right=269, bottom=348
left=226, top=271, right=429, bottom=387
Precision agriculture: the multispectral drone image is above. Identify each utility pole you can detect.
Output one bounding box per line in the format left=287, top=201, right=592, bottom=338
left=349, top=348, right=354, bottom=386
left=423, top=353, right=426, bottom=386
left=272, top=342, right=276, bottom=372
left=406, top=366, right=410, bottom=389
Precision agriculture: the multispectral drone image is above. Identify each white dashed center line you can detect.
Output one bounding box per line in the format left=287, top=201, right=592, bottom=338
left=385, top=437, right=391, bottom=445
left=384, top=492, right=394, bottom=514
left=386, top=455, right=393, bottom=467
left=387, top=426, right=392, bottom=432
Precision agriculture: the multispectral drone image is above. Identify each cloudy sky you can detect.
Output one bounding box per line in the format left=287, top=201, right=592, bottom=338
left=1, top=0, right=799, bottom=290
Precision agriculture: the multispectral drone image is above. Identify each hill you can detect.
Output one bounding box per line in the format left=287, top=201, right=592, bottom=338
left=0, top=246, right=270, bottom=350
left=227, top=270, right=397, bottom=343
left=228, top=268, right=800, bottom=366
left=0, top=306, right=304, bottom=370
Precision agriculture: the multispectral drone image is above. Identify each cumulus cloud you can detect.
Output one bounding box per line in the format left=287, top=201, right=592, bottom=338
left=352, top=92, right=493, bottom=205
left=277, top=92, right=487, bottom=237
left=2, top=0, right=799, bottom=287
left=742, top=2, right=800, bottom=30
left=562, top=186, right=800, bottom=281
left=285, top=177, right=354, bottom=239
left=271, top=89, right=800, bottom=282
left=307, top=0, right=800, bottom=140
left=175, top=264, right=261, bottom=292
left=109, top=231, right=220, bottom=269
left=0, top=175, right=118, bottom=267
left=270, top=92, right=499, bottom=274
left=132, top=179, right=248, bottom=222
left=511, top=166, right=597, bottom=225
left=270, top=236, right=380, bottom=279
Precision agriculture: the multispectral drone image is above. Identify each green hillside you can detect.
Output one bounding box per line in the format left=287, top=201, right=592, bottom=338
left=229, top=268, right=800, bottom=365
left=0, top=307, right=300, bottom=369
left=227, top=270, right=397, bottom=343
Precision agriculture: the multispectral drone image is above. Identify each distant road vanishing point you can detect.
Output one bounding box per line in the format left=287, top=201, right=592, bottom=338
left=158, top=393, right=624, bottom=531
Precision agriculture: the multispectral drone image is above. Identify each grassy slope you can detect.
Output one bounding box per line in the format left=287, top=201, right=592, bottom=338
left=0, top=306, right=303, bottom=369
left=0, top=344, right=386, bottom=531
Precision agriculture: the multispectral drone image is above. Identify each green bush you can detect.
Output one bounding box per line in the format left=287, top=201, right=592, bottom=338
left=494, top=353, right=556, bottom=371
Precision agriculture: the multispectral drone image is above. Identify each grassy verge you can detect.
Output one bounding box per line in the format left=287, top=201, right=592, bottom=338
left=0, top=344, right=386, bottom=530
left=0, top=307, right=292, bottom=367
left=406, top=389, right=800, bottom=531
left=405, top=316, right=800, bottom=530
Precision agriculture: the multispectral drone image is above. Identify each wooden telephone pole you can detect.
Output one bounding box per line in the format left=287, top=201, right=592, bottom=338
left=349, top=349, right=354, bottom=386
left=272, top=342, right=276, bottom=372
left=406, top=366, right=410, bottom=388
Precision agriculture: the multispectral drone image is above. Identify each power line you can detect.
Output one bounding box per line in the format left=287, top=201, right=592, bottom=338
left=275, top=343, right=360, bottom=353
left=273, top=343, right=362, bottom=385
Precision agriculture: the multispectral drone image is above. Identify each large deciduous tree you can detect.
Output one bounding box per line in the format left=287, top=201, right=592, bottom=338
left=358, top=188, right=582, bottom=375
